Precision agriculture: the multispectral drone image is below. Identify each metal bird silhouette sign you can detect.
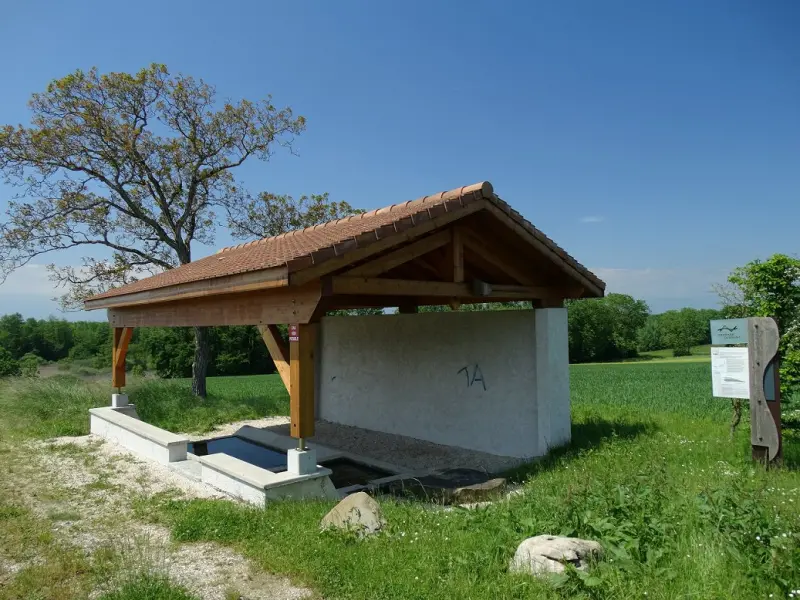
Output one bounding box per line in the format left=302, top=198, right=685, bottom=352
left=710, top=318, right=749, bottom=345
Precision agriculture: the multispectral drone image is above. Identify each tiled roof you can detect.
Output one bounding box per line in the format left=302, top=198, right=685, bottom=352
left=86, top=182, right=604, bottom=303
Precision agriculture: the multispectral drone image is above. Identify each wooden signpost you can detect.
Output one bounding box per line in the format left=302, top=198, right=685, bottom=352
left=710, top=317, right=782, bottom=464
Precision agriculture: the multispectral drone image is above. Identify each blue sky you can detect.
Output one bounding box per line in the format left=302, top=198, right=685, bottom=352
left=1, top=0, right=798, bottom=319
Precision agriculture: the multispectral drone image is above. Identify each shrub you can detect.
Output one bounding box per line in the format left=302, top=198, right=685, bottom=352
left=19, top=353, right=41, bottom=377
left=0, top=346, right=21, bottom=377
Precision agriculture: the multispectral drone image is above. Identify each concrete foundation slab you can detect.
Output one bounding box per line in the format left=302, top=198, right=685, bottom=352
left=89, top=407, right=188, bottom=465
left=197, top=453, right=338, bottom=505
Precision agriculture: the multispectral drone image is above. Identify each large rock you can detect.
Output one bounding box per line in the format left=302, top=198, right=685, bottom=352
left=509, top=535, right=603, bottom=575
left=452, top=478, right=507, bottom=504
left=320, top=491, right=386, bottom=536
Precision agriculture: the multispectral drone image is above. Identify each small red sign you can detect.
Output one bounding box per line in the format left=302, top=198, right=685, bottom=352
left=288, top=324, right=299, bottom=342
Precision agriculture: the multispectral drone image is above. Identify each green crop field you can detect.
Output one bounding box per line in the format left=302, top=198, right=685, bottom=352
left=1, top=362, right=799, bottom=599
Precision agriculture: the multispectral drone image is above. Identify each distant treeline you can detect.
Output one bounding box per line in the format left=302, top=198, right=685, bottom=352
left=0, top=296, right=724, bottom=377
left=0, top=314, right=275, bottom=378
left=566, top=295, right=722, bottom=363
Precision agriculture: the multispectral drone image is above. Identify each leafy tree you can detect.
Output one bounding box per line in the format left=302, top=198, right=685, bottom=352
left=36, top=318, right=74, bottom=361
left=70, top=321, right=111, bottom=359
left=659, top=308, right=708, bottom=356
left=138, top=328, right=196, bottom=379
left=605, top=294, right=649, bottom=357
left=227, top=192, right=363, bottom=240
left=0, top=64, right=305, bottom=397
left=716, top=254, right=800, bottom=398
left=636, top=315, right=663, bottom=352
left=0, top=313, right=27, bottom=358
left=0, top=346, right=20, bottom=377
left=566, top=299, right=616, bottom=363
left=566, top=295, right=648, bottom=363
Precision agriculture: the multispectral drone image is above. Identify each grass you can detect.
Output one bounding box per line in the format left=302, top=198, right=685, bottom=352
left=2, top=365, right=800, bottom=598
left=0, top=461, right=200, bottom=600
left=0, top=372, right=288, bottom=440
left=137, top=399, right=800, bottom=599
left=97, top=574, right=199, bottom=600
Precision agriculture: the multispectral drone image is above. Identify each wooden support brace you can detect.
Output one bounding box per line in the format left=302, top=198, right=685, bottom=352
left=289, top=323, right=317, bottom=439
left=449, top=227, right=464, bottom=310
left=345, top=230, right=452, bottom=278
left=112, top=327, right=133, bottom=389
left=258, top=325, right=290, bottom=393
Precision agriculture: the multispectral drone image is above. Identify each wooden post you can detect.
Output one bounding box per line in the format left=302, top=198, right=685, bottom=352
left=112, top=327, right=133, bottom=390
left=289, top=323, right=317, bottom=441
left=258, top=325, right=291, bottom=392
left=748, top=317, right=782, bottom=463
left=448, top=227, right=464, bottom=310
left=398, top=303, right=418, bottom=314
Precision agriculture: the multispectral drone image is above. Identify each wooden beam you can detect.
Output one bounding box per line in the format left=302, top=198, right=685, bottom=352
left=448, top=228, right=464, bottom=310
left=85, top=267, right=288, bottom=310
left=345, top=230, right=451, bottom=278
left=258, top=325, right=290, bottom=392
left=452, top=227, right=464, bottom=283
left=107, top=283, right=322, bottom=328
left=290, top=200, right=486, bottom=286
left=112, top=327, right=133, bottom=389
left=330, top=277, right=563, bottom=299
left=481, top=203, right=604, bottom=296
left=460, top=229, right=537, bottom=286
left=289, top=323, right=317, bottom=439
left=328, top=295, right=538, bottom=310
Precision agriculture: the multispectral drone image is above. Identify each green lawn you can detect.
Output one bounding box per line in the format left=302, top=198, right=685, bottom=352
left=2, top=364, right=799, bottom=599
left=0, top=372, right=289, bottom=441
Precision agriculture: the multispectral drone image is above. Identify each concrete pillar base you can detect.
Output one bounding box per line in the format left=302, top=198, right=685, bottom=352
left=287, top=448, right=317, bottom=475
left=111, top=393, right=129, bottom=408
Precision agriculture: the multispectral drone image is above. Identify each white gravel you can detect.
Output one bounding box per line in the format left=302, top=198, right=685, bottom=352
left=15, top=435, right=310, bottom=600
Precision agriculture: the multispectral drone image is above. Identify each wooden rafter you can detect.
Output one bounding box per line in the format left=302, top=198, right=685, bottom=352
left=329, top=276, right=563, bottom=299
left=289, top=200, right=486, bottom=286
left=258, top=325, right=290, bottom=392
left=345, top=230, right=451, bottom=278
left=460, top=228, right=537, bottom=286
left=482, top=202, right=603, bottom=296
left=112, top=327, right=133, bottom=389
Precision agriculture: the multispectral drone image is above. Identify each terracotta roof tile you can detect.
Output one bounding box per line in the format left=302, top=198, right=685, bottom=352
left=86, top=181, right=605, bottom=304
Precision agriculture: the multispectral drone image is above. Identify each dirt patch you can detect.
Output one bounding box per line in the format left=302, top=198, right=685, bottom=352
left=7, top=435, right=311, bottom=600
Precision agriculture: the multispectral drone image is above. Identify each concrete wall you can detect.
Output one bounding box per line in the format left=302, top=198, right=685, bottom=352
left=317, top=309, right=570, bottom=459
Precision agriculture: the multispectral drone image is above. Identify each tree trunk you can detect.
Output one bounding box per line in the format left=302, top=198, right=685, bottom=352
left=192, top=326, right=210, bottom=398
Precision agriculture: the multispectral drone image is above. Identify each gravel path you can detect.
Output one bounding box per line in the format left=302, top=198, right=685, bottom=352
left=10, top=435, right=311, bottom=600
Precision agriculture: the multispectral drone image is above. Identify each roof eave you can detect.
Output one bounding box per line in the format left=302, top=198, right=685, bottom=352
left=83, top=266, right=289, bottom=311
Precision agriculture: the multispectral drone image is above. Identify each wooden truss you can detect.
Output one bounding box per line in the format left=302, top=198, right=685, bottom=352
left=93, top=209, right=595, bottom=443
